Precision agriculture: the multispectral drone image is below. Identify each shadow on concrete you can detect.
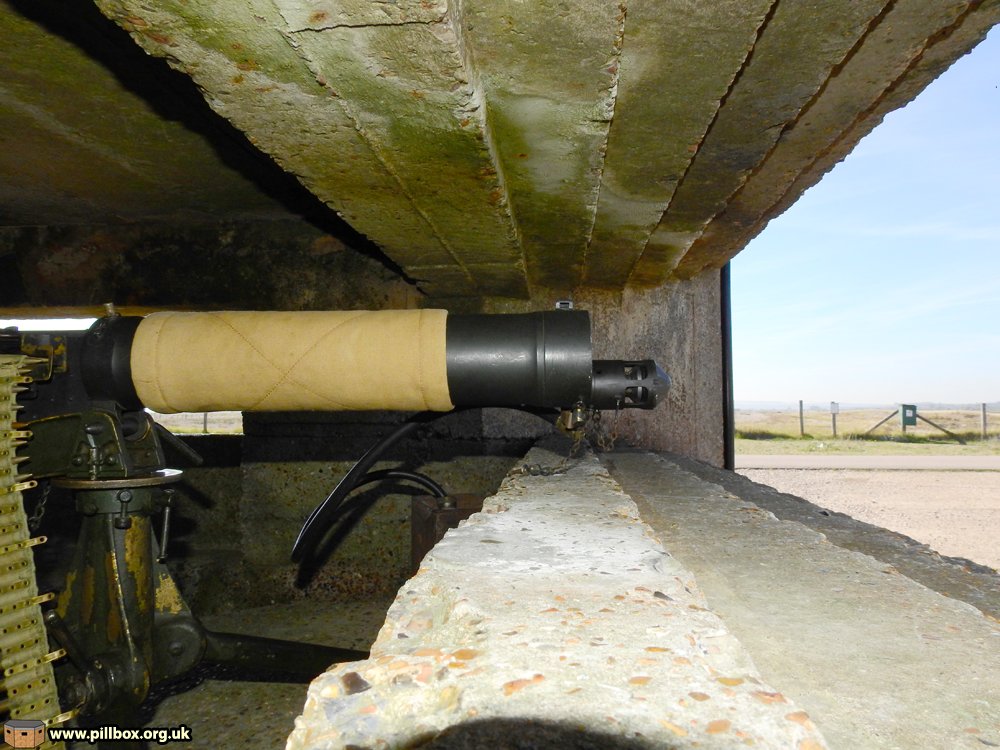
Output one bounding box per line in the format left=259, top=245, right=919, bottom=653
left=663, top=451, right=1000, bottom=620
left=405, top=718, right=677, bottom=750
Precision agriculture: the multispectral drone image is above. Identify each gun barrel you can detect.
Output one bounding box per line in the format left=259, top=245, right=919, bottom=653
left=80, top=310, right=667, bottom=413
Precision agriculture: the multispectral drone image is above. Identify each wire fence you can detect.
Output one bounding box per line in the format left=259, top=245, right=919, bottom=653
left=735, top=402, right=998, bottom=441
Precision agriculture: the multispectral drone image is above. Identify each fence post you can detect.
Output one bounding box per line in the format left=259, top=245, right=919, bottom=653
left=799, top=400, right=804, bottom=437
left=983, top=403, right=989, bottom=440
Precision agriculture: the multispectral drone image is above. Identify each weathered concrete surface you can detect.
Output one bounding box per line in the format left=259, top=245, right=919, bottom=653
left=580, top=272, right=725, bottom=466
left=605, top=452, right=1000, bottom=750
left=276, top=3, right=527, bottom=298
left=669, top=453, right=1000, bottom=621
left=0, top=0, right=304, bottom=225
left=583, top=0, right=772, bottom=289
left=3, top=0, right=984, bottom=298
left=288, top=446, right=828, bottom=749
left=631, top=0, right=889, bottom=285
left=93, top=0, right=474, bottom=292
left=738, top=466, right=1000, bottom=571
left=677, top=0, right=997, bottom=277
left=459, top=0, right=621, bottom=290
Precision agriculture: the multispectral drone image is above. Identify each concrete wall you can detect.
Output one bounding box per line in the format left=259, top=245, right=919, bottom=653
left=581, top=270, right=725, bottom=466
left=476, top=270, right=724, bottom=465
left=169, top=411, right=549, bottom=614
left=0, top=220, right=414, bottom=311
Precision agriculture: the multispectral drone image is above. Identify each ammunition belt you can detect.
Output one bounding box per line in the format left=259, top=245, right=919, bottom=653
left=0, top=355, right=65, bottom=748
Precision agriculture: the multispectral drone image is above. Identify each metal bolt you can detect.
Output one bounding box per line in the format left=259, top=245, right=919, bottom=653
left=64, top=678, right=88, bottom=706
left=167, top=641, right=184, bottom=656
left=114, top=489, right=133, bottom=529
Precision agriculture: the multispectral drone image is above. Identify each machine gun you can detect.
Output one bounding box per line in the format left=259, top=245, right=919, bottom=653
left=1, top=308, right=667, bottom=743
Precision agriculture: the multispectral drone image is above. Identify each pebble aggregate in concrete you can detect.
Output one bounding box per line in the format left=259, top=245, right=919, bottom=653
left=288, top=447, right=828, bottom=749
left=144, top=599, right=392, bottom=748
left=605, top=452, right=1000, bottom=750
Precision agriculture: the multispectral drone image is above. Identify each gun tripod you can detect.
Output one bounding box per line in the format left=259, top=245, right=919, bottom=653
left=44, top=469, right=366, bottom=748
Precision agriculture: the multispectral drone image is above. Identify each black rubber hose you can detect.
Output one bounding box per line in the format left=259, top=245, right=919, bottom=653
left=293, top=470, right=448, bottom=584
left=291, top=407, right=559, bottom=565
left=305, top=470, right=447, bottom=548
left=353, top=469, right=446, bottom=498
left=290, top=412, right=438, bottom=562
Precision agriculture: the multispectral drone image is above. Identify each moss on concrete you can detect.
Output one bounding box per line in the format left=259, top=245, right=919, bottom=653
left=287, top=20, right=523, bottom=278
left=459, top=0, right=619, bottom=292
left=583, top=0, right=773, bottom=290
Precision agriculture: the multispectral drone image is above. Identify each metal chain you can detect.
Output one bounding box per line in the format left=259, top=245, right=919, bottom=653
left=515, top=406, right=622, bottom=476
left=27, top=480, right=50, bottom=532
left=592, top=407, right=621, bottom=452
left=515, top=412, right=590, bottom=477
left=552, top=423, right=587, bottom=472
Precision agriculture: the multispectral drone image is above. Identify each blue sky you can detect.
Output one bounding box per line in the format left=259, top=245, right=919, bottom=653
left=733, top=25, right=1000, bottom=405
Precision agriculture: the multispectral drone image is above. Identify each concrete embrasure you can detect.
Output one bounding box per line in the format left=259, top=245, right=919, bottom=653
left=82, top=0, right=1000, bottom=298
left=605, top=452, right=1000, bottom=750
left=287, top=447, right=827, bottom=749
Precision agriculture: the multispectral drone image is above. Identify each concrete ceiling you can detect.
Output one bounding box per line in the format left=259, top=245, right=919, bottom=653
left=3, top=0, right=998, bottom=301
left=0, top=1, right=307, bottom=225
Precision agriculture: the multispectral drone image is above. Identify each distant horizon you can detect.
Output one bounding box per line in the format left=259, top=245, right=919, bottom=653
left=737, top=400, right=1000, bottom=412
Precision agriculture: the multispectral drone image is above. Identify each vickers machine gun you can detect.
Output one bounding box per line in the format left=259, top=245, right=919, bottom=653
left=0, top=308, right=667, bottom=744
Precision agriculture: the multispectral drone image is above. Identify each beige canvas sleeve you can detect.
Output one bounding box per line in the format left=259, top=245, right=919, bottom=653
left=130, top=310, right=454, bottom=413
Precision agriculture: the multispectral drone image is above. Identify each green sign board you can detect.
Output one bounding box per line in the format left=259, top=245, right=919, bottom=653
left=900, top=404, right=917, bottom=427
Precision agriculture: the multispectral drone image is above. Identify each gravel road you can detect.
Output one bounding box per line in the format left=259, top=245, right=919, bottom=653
left=738, top=466, right=1000, bottom=571
left=737, top=455, right=1000, bottom=470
